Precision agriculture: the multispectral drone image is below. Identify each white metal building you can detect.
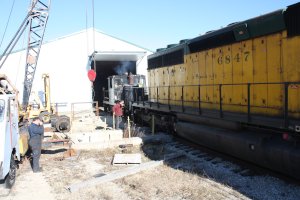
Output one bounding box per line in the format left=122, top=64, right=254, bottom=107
left=0, top=28, right=152, bottom=112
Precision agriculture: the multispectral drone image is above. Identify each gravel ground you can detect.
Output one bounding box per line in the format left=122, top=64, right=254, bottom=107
left=1, top=111, right=299, bottom=200
left=164, top=147, right=300, bottom=200
left=3, top=133, right=298, bottom=200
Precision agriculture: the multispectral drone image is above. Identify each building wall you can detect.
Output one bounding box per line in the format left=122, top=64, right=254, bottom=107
left=0, top=29, right=152, bottom=112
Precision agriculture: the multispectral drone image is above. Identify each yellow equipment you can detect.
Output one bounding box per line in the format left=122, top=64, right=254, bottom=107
left=24, top=73, right=55, bottom=123
left=22, top=73, right=71, bottom=132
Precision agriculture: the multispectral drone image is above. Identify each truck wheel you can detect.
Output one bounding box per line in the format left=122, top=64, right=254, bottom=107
left=5, top=155, right=17, bottom=189
left=56, top=116, right=70, bottom=133
left=39, top=111, right=51, bottom=123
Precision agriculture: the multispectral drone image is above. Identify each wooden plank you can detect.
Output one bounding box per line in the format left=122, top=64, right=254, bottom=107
left=66, top=152, right=184, bottom=193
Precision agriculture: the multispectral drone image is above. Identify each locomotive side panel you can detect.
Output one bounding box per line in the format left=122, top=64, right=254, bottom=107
left=205, top=49, right=215, bottom=110
left=169, top=65, right=176, bottom=105
left=266, top=33, right=283, bottom=116
left=282, top=32, right=300, bottom=118
left=213, top=47, right=222, bottom=109
left=185, top=53, right=199, bottom=107
left=147, top=70, right=155, bottom=101
left=241, top=40, right=254, bottom=113
left=175, top=64, right=186, bottom=106
left=154, top=68, right=159, bottom=102
left=198, top=51, right=207, bottom=109
left=162, top=67, right=170, bottom=104
left=252, top=36, right=268, bottom=115
left=184, top=55, right=192, bottom=106
left=191, top=53, right=200, bottom=108
left=231, top=42, right=244, bottom=113
left=222, top=45, right=233, bottom=112
left=157, top=67, right=165, bottom=103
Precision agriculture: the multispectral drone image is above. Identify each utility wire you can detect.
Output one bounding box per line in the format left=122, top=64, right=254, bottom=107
left=15, top=33, right=27, bottom=86
left=92, top=0, right=96, bottom=74
left=92, top=0, right=95, bottom=52
left=85, top=0, right=96, bottom=99
left=85, top=0, right=90, bottom=56
left=0, top=0, right=16, bottom=50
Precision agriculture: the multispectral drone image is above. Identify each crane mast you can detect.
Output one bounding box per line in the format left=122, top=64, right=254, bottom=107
left=0, top=0, right=51, bottom=109
left=22, top=0, right=51, bottom=109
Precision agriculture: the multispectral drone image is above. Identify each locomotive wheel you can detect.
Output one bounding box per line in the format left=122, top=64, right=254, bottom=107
left=5, top=155, right=17, bottom=189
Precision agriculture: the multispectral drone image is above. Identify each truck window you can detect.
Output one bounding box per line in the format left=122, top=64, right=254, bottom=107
left=0, top=100, right=5, bottom=122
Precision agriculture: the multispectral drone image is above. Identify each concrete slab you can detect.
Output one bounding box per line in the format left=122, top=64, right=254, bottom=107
left=113, top=153, right=142, bottom=165
left=71, top=129, right=124, bottom=144
left=71, top=131, right=110, bottom=143
left=72, top=137, right=143, bottom=150
left=108, top=130, right=123, bottom=140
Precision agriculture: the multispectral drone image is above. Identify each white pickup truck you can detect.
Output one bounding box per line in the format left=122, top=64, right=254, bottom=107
left=0, top=74, right=25, bottom=188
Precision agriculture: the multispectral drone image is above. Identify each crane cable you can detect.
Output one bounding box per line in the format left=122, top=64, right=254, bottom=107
left=85, top=0, right=96, bottom=67
left=92, top=0, right=95, bottom=64
left=92, top=0, right=96, bottom=100
left=86, top=0, right=96, bottom=99
left=85, top=0, right=89, bottom=56
left=0, top=0, right=16, bottom=50
left=15, top=33, right=27, bottom=86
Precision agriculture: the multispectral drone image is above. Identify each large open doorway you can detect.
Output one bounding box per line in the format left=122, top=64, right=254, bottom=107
left=92, top=61, right=136, bottom=106
left=89, top=51, right=146, bottom=106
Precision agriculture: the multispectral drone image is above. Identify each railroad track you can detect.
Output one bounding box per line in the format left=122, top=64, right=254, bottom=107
left=166, top=139, right=256, bottom=173
left=172, top=137, right=300, bottom=181
left=140, top=134, right=300, bottom=199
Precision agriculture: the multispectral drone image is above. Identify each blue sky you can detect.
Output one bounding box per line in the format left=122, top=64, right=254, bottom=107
left=0, top=0, right=299, bottom=53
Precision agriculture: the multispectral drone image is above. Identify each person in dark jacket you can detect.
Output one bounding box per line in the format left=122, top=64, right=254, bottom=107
left=28, top=117, right=44, bottom=173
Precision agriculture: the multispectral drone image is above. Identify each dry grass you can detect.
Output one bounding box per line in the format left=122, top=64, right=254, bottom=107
left=37, top=142, right=248, bottom=200
left=116, top=165, right=243, bottom=200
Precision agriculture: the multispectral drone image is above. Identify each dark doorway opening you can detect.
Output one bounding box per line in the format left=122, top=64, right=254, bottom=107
left=92, top=61, right=136, bottom=106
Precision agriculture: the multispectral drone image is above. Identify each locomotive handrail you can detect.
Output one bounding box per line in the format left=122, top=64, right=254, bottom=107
left=143, top=81, right=300, bottom=130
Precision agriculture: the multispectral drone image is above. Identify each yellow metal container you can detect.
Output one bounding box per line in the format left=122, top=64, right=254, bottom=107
left=19, top=133, right=29, bottom=156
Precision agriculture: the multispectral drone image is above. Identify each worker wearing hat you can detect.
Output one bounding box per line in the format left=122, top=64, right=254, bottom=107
left=28, top=117, right=44, bottom=173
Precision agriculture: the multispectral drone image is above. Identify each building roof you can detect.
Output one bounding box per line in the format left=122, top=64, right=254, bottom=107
left=44, top=28, right=153, bottom=53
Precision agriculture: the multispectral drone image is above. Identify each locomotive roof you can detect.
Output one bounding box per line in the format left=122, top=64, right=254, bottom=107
left=147, top=2, right=300, bottom=69
left=149, top=2, right=300, bottom=57
left=188, top=9, right=286, bottom=53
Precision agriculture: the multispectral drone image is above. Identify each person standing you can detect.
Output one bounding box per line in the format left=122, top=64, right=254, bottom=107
left=28, top=117, right=44, bottom=173
left=112, top=100, right=123, bottom=130
left=128, top=72, right=134, bottom=85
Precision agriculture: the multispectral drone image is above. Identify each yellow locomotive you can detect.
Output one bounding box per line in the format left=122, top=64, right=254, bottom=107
left=147, top=3, right=300, bottom=133
left=132, top=3, right=300, bottom=180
